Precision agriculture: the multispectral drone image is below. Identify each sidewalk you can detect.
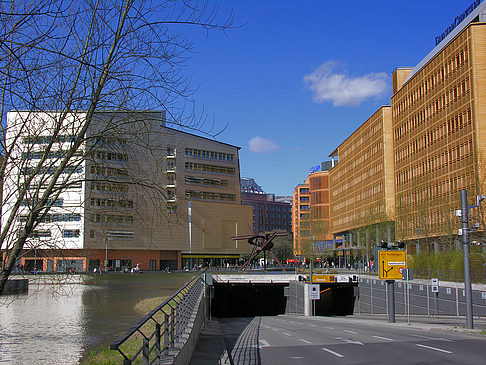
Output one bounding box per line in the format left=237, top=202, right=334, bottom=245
left=348, top=313, right=486, bottom=333
left=189, top=319, right=227, bottom=365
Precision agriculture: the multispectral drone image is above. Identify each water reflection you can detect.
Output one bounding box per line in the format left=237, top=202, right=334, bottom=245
left=0, top=273, right=194, bottom=364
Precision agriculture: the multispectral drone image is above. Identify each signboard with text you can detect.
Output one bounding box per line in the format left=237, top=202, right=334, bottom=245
left=378, top=250, right=406, bottom=280
left=309, top=284, right=320, bottom=300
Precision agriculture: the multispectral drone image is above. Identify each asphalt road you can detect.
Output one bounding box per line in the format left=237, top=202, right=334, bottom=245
left=192, top=315, right=486, bottom=364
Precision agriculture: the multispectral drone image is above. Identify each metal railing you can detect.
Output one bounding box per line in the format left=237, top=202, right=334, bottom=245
left=110, top=272, right=205, bottom=364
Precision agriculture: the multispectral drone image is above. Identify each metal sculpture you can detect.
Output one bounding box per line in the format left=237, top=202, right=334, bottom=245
left=232, top=230, right=287, bottom=272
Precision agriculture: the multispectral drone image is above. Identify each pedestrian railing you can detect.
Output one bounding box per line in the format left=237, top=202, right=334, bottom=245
left=110, top=272, right=206, bottom=364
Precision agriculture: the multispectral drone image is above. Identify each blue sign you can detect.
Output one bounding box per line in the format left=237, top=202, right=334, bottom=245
left=310, top=165, right=321, bottom=173
left=435, top=0, right=482, bottom=46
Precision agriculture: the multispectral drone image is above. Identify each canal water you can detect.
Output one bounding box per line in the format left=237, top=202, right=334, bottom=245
left=0, top=272, right=195, bottom=364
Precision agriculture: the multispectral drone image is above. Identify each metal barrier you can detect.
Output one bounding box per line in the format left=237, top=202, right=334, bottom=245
left=110, top=272, right=206, bottom=364
left=356, top=277, right=486, bottom=317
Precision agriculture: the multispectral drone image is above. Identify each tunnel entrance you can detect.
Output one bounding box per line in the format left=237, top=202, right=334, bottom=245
left=211, top=282, right=288, bottom=317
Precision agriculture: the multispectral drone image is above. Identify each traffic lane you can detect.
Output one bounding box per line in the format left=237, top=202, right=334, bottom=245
left=254, top=316, right=486, bottom=364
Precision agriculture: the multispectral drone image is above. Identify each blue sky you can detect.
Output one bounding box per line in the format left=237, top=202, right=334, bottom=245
left=183, top=0, right=476, bottom=196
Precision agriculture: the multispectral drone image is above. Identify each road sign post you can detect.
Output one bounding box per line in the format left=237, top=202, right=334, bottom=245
left=379, top=250, right=406, bottom=323
left=431, top=278, right=439, bottom=317
left=378, top=250, right=406, bottom=280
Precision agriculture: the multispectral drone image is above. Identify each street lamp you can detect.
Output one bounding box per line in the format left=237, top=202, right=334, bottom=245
left=104, top=237, right=111, bottom=271
left=457, top=190, right=485, bottom=329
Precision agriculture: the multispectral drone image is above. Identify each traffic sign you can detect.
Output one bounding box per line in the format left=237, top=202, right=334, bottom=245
left=309, top=284, right=320, bottom=300
left=378, top=250, right=406, bottom=280
left=431, top=278, right=439, bottom=293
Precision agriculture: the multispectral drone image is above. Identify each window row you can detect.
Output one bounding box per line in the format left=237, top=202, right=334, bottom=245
left=90, top=165, right=128, bottom=177
left=20, top=198, right=64, bottom=207
left=90, top=181, right=129, bottom=192
left=90, top=213, right=133, bottom=224
left=185, top=148, right=234, bottom=162
left=18, top=212, right=81, bottom=223
left=184, top=175, right=228, bottom=187
left=90, top=198, right=133, bottom=208
left=185, top=162, right=235, bottom=175
left=94, top=150, right=128, bottom=162
left=23, top=134, right=75, bottom=145
left=21, top=150, right=84, bottom=160
left=185, top=190, right=235, bottom=201
left=92, top=136, right=127, bottom=147
left=19, top=228, right=81, bottom=239
left=21, top=165, right=83, bottom=175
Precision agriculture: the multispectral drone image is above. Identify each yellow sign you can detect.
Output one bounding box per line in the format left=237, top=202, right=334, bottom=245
left=306, top=274, right=336, bottom=283
left=379, top=250, right=406, bottom=280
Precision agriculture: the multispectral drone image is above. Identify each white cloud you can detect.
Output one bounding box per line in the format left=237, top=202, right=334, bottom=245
left=303, top=61, right=389, bottom=107
left=248, top=136, right=279, bottom=153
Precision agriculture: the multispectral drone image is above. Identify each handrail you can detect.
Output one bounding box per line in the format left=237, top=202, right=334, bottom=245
left=110, top=271, right=206, bottom=364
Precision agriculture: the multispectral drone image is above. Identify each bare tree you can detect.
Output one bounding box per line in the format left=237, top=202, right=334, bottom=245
left=0, top=0, right=234, bottom=294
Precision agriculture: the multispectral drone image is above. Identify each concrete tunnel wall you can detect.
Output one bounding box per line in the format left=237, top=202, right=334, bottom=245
left=210, top=282, right=357, bottom=317
left=211, top=283, right=288, bottom=317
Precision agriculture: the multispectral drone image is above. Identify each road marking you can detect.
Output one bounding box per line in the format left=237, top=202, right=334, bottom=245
left=284, top=332, right=292, bottom=336
left=299, top=339, right=312, bottom=344
left=344, top=330, right=357, bottom=334
left=372, top=335, right=394, bottom=341
left=273, top=328, right=280, bottom=332
left=259, top=339, right=270, bottom=348
left=298, top=322, right=305, bottom=325
left=325, top=326, right=335, bottom=330
left=289, top=357, right=305, bottom=359
left=412, top=334, right=453, bottom=342
left=334, top=337, right=363, bottom=345
left=343, top=339, right=363, bottom=345
left=322, top=348, right=344, bottom=358
left=416, top=344, right=452, bottom=354
left=309, top=324, right=318, bottom=327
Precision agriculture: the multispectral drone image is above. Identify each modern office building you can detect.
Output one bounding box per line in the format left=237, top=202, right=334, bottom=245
left=329, top=106, right=396, bottom=246
left=293, top=1, right=486, bottom=255
left=2, top=111, right=252, bottom=272
left=392, top=1, right=486, bottom=244
left=241, top=178, right=292, bottom=234
left=308, top=165, right=334, bottom=250
left=292, top=180, right=310, bottom=255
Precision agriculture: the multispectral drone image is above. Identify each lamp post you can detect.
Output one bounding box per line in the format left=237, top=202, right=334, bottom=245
left=104, top=238, right=109, bottom=271
left=458, top=190, right=485, bottom=329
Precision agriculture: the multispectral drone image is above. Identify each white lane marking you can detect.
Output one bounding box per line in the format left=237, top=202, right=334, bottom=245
left=372, top=335, right=394, bottom=341
left=298, top=323, right=305, bottom=325
left=289, top=357, right=305, bottom=359
left=325, top=326, right=335, bottom=330
left=343, top=339, right=363, bottom=345
left=344, top=330, right=357, bottom=334
left=299, top=339, right=312, bottom=344
left=259, top=339, right=270, bottom=348
left=284, top=333, right=292, bottom=336
left=416, top=343, right=452, bottom=354
left=334, top=337, right=363, bottom=345
left=273, top=328, right=280, bottom=332
left=309, top=324, right=318, bottom=327
left=322, top=348, right=344, bottom=358
left=411, top=334, right=453, bottom=342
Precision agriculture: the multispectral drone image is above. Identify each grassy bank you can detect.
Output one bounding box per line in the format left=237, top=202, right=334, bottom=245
left=81, top=272, right=196, bottom=365
left=82, top=295, right=171, bottom=365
